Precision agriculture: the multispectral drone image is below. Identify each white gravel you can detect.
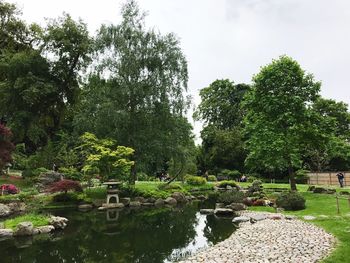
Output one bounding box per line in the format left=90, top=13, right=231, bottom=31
left=178, top=211, right=335, bottom=263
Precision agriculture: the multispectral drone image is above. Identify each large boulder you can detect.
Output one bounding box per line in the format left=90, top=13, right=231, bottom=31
left=36, top=171, right=64, bottom=191
left=49, top=216, right=68, bottom=230
left=171, top=192, right=187, bottom=203
left=102, top=203, right=124, bottom=209
left=14, top=222, right=34, bottom=236
left=226, top=203, right=247, bottom=211
left=0, top=229, right=13, bottom=238
left=0, top=204, right=11, bottom=218
left=164, top=197, right=177, bottom=205
left=214, top=208, right=235, bottom=217
left=7, top=202, right=26, bottom=214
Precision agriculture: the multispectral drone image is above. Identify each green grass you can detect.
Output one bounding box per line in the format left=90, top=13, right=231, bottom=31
left=247, top=183, right=350, bottom=263
left=3, top=213, right=50, bottom=230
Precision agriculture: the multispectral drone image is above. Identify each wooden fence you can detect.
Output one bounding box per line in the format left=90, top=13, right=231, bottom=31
left=307, top=172, right=349, bottom=186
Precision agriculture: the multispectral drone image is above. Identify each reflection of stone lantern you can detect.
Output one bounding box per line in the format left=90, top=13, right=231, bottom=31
left=102, top=181, right=124, bottom=209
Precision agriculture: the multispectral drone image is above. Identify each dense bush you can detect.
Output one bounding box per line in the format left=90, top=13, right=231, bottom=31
left=217, top=190, right=244, bottom=205
left=217, top=169, right=241, bottom=181
left=207, top=175, right=217, bottom=182
left=185, top=175, right=207, bottom=186
left=22, top=167, right=49, bottom=178
left=58, top=167, right=82, bottom=181
left=216, top=180, right=237, bottom=189
left=53, top=192, right=80, bottom=202
left=0, top=184, right=19, bottom=195
left=47, top=180, right=83, bottom=193
left=248, top=180, right=263, bottom=193
left=276, top=191, right=306, bottom=211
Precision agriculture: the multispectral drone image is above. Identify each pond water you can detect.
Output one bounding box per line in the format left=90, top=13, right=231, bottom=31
left=0, top=202, right=236, bottom=263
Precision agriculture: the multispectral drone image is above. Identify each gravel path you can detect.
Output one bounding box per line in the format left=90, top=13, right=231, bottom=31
left=178, top=211, right=335, bottom=263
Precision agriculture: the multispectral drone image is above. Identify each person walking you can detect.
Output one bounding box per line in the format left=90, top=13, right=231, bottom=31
left=336, top=172, right=345, bottom=188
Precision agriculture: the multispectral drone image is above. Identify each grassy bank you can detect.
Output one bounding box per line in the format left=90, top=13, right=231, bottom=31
left=3, top=213, right=50, bottom=230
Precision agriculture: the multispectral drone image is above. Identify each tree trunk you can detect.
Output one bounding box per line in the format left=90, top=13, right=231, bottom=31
left=288, top=166, right=297, bottom=191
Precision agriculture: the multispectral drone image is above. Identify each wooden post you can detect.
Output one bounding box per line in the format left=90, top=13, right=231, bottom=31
left=348, top=197, right=350, bottom=209
left=336, top=195, right=340, bottom=214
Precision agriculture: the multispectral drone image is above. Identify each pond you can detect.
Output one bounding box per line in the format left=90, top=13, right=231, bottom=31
left=0, top=202, right=237, bottom=263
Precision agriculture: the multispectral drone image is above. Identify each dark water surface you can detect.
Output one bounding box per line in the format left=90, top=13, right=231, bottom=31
left=0, top=202, right=236, bottom=263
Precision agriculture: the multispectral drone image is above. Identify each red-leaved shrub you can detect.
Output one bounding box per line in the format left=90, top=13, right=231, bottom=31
left=47, top=180, right=83, bottom=193
left=0, top=184, right=19, bottom=195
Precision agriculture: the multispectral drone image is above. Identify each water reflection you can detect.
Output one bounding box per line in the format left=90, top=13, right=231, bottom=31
left=0, top=203, right=236, bottom=263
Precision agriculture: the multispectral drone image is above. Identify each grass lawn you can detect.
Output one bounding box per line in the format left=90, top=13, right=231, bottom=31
left=3, top=213, right=50, bottom=230
left=246, top=183, right=350, bottom=263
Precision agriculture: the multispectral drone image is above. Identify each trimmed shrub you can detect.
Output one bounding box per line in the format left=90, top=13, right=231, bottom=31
left=216, top=180, right=237, bottom=189
left=208, top=175, right=217, bottom=182
left=158, top=183, right=183, bottom=191
left=185, top=175, right=207, bottom=186
left=276, top=191, right=306, bottom=211
left=47, top=179, right=83, bottom=193
left=53, top=192, right=80, bottom=202
left=248, top=180, right=263, bottom=193
left=217, top=190, right=244, bottom=205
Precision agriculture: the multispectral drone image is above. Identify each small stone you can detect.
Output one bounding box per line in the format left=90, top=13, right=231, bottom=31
left=232, top=216, right=250, bottom=223
left=227, top=203, right=247, bottom=211
left=78, top=204, right=93, bottom=210
left=49, top=216, right=68, bottom=230
left=154, top=198, right=164, bottom=206
left=102, top=203, right=124, bottom=209
left=0, top=228, right=13, bottom=237
left=214, top=208, right=234, bottom=216
left=164, top=197, right=177, bottom=205
left=35, top=225, right=55, bottom=234
left=120, top=197, right=131, bottom=206
left=141, top=202, right=154, bottom=207
left=171, top=192, right=188, bottom=203
left=129, top=201, right=141, bottom=207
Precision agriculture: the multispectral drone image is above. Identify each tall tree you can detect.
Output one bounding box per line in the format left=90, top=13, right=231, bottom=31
left=194, top=79, right=249, bottom=173
left=0, top=3, right=92, bottom=151
left=244, top=56, right=321, bottom=190
left=76, top=0, right=191, bottom=182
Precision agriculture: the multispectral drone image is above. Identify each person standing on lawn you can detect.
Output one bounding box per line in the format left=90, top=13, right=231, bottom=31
left=336, top=172, right=345, bottom=187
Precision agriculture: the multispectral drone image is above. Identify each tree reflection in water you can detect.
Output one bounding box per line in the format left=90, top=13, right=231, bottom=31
left=0, top=203, right=236, bottom=263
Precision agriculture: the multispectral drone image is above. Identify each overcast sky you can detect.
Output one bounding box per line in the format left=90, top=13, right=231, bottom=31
left=8, top=0, right=350, bottom=141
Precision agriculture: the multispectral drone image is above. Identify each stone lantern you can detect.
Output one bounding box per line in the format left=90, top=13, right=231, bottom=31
left=103, top=181, right=122, bottom=205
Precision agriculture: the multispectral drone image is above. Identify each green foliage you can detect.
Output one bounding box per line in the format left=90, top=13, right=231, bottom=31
left=216, top=180, right=237, bottom=188
left=276, top=191, right=306, bottom=211
left=58, top=167, right=82, bottom=181
left=248, top=180, right=263, bottom=193
left=218, top=169, right=241, bottom=180
left=4, top=213, right=50, bottom=230
left=52, top=192, right=87, bottom=203
left=74, top=0, right=193, bottom=181
left=217, top=190, right=245, bottom=205
left=158, top=183, right=183, bottom=191
left=207, top=175, right=217, bottom=182
left=79, top=132, right=134, bottom=181
left=22, top=167, right=49, bottom=178
left=184, top=175, right=207, bottom=186
left=244, top=56, right=321, bottom=190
